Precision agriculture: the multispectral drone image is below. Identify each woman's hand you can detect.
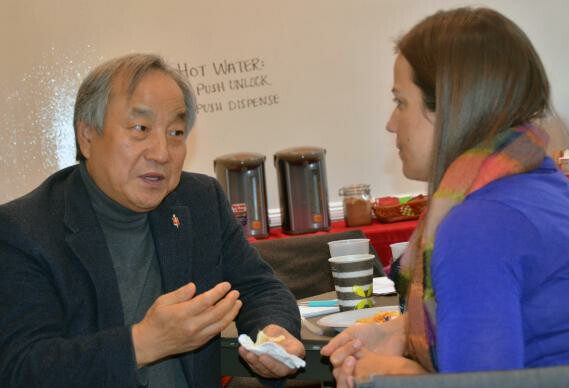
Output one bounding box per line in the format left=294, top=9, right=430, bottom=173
left=354, top=349, right=427, bottom=384
left=320, top=313, right=408, bottom=387
left=330, top=348, right=427, bottom=388
left=321, top=312, right=407, bottom=362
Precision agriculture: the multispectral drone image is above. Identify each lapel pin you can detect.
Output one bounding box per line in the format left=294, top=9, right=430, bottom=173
left=172, top=213, right=181, bottom=229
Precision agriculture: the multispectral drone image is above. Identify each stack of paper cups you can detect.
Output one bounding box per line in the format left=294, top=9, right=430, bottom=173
left=327, top=238, right=374, bottom=311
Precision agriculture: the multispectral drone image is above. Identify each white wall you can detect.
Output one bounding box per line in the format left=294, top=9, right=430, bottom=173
left=1, top=0, right=568, bottom=212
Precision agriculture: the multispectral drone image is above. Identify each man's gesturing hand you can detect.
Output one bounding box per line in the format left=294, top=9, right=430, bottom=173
left=132, top=281, right=242, bottom=367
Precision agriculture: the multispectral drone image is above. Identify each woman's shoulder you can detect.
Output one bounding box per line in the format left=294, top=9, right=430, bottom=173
left=441, top=156, right=569, bottom=237
left=433, top=157, right=569, bottom=284
left=465, top=156, right=569, bottom=210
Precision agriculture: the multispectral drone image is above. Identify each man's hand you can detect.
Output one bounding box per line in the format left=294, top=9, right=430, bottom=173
left=320, top=313, right=407, bottom=387
left=132, top=282, right=242, bottom=367
left=238, top=324, right=305, bottom=379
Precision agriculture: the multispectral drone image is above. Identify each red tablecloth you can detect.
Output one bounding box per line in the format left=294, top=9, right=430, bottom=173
left=249, top=219, right=418, bottom=267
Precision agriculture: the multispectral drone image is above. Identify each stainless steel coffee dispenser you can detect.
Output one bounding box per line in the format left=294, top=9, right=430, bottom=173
left=274, top=146, right=331, bottom=234
left=214, top=152, right=269, bottom=239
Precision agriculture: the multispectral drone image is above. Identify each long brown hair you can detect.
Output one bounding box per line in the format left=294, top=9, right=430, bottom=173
left=397, top=7, right=550, bottom=193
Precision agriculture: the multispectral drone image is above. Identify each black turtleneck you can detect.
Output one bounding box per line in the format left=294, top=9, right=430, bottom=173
left=79, top=163, right=159, bottom=325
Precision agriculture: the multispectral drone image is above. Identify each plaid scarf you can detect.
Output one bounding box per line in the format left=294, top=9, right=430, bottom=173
left=396, top=123, right=549, bottom=372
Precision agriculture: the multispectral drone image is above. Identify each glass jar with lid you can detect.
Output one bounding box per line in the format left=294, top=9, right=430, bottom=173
left=339, top=184, right=372, bottom=227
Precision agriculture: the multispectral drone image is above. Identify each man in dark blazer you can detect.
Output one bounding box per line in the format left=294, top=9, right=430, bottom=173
left=0, top=54, right=303, bottom=387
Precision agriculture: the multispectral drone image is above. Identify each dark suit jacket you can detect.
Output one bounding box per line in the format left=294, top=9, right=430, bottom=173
left=0, top=165, right=299, bottom=387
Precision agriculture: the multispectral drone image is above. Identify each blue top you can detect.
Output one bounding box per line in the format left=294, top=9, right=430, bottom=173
left=432, top=157, right=569, bottom=372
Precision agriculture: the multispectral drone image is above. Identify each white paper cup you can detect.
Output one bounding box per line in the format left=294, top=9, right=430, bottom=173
left=389, top=242, right=409, bottom=262
left=329, top=254, right=375, bottom=311
left=327, top=238, right=370, bottom=257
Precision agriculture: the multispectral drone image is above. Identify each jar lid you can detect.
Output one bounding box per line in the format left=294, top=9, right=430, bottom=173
left=339, top=184, right=370, bottom=196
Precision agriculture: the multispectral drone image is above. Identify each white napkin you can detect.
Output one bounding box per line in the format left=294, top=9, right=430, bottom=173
left=237, top=334, right=306, bottom=369
left=373, top=276, right=396, bottom=295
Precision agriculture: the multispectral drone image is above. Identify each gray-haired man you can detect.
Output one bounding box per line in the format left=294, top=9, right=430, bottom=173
left=0, top=54, right=303, bottom=387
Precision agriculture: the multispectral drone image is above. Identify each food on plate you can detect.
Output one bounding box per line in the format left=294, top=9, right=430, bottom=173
left=356, top=310, right=400, bottom=324
left=255, top=330, right=285, bottom=345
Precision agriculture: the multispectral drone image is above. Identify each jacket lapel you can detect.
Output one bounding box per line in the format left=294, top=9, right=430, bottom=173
left=148, top=190, right=193, bottom=293
left=63, top=168, right=124, bottom=329
left=148, top=190, right=195, bottom=385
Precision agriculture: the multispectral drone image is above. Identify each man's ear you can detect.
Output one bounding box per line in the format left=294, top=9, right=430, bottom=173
left=76, top=122, right=96, bottom=160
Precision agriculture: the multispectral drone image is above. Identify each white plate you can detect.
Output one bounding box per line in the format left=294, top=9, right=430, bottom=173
left=317, top=306, right=400, bottom=331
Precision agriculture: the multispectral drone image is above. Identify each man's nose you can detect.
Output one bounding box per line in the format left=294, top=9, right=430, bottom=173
left=145, top=130, right=169, bottom=163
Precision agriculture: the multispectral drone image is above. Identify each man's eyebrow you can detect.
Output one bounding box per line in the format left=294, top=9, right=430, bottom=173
left=166, top=110, right=187, bottom=127
left=129, top=106, right=155, bottom=119
left=174, top=111, right=186, bottom=122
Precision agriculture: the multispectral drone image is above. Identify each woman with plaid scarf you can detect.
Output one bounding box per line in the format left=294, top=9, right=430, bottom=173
left=322, top=7, right=569, bottom=387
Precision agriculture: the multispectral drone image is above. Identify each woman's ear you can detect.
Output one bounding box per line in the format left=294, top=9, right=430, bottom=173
left=76, top=122, right=95, bottom=160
